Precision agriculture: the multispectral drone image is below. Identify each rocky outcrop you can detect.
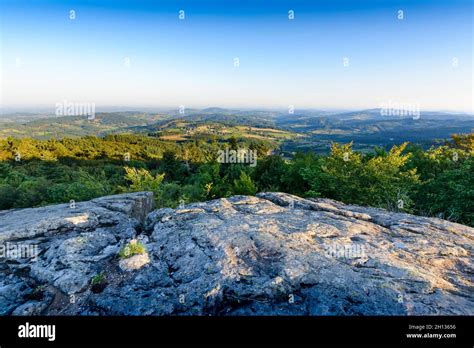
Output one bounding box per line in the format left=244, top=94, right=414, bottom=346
left=0, top=192, right=154, bottom=314
left=0, top=192, right=472, bottom=315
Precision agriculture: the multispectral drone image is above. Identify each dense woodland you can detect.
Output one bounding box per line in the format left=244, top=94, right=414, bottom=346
left=0, top=133, right=472, bottom=226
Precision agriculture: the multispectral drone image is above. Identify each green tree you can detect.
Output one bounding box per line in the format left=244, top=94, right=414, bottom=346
left=302, top=142, right=419, bottom=211
left=123, top=166, right=165, bottom=194
left=252, top=155, right=287, bottom=191
left=233, top=171, right=257, bottom=195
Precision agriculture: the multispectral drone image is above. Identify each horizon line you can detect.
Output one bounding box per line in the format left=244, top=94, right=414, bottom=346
left=1, top=105, right=473, bottom=115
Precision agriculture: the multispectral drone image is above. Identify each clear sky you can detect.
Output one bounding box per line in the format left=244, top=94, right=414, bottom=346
left=0, top=0, right=472, bottom=112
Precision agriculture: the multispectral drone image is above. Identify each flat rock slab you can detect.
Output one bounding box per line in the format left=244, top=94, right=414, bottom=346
left=0, top=191, right=473, bottom=315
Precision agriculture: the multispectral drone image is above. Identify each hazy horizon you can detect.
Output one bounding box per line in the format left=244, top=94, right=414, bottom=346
left=1, top=0, right=473, bottom=113
left=1, top=104, right=473, bottom=116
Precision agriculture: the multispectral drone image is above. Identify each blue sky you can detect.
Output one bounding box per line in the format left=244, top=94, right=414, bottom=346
left=1, top=0, right=472, bottom=112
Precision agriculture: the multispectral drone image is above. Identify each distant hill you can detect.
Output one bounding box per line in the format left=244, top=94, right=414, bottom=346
left=275, top=109, right=474, bottom=152
left=0, top=108, right=472, bottom=153
left=0, top=112, right=167, bottom=139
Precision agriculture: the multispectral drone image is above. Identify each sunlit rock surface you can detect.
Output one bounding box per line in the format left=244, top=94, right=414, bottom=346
left=0, top=192, right=472, bottom=315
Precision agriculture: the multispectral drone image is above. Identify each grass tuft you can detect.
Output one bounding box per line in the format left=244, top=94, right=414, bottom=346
left=118, top=240, right=146, bottom=259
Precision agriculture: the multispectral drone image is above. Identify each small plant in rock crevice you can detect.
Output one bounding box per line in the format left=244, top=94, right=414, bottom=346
left=90, top=272, right=107, bottom=293
left=118, top=240, right=146, bottom=259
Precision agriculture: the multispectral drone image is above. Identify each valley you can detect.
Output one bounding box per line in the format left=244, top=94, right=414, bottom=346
left=1, top=108, right=472, bottom=155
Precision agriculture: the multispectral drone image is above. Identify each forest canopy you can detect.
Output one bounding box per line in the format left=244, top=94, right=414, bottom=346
left=0, top=133, right=472, bottom=226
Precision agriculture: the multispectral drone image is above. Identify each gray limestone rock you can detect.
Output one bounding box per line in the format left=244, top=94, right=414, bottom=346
left=0, top=191, right=472, bottom=315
